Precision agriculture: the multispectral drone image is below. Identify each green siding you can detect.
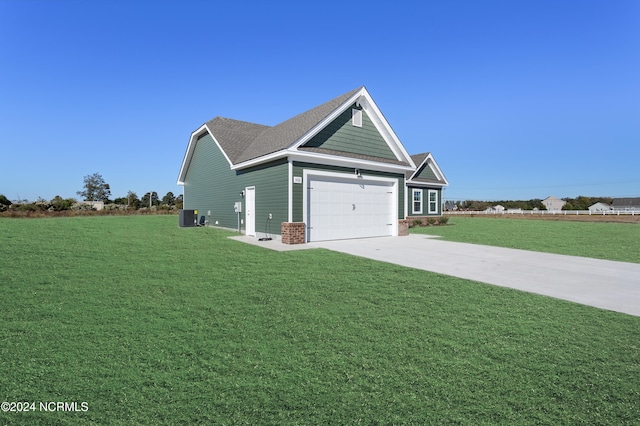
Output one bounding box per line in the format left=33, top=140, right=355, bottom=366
left=406, top=187, right=442, bottom=217
left=302, top=105, right=396, bottom=160
left=238, top=161, right=289, bottom=236
left=292, top=162, right=405, bottom=222
left=183, top=133, right=288, bottom=234
left=416, top=162, right=438, bottom=181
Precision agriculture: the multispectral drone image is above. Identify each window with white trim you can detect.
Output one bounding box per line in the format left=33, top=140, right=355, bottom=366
left=428, top=190, right=438, bottom=214
left=412, top=189, right=422, bottom=214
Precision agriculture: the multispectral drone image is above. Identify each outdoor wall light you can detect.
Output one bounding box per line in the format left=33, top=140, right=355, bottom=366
left=240, top=190, right=245, bottom=197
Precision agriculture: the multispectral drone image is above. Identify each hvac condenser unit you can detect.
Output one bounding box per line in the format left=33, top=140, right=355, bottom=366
left=178, top=209, right=196, bottom=227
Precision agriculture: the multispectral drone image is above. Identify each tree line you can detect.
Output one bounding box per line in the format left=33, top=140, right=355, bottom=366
left=0, top=173, right=183, bottom=213
left=449, top=196, right=615, bottom=211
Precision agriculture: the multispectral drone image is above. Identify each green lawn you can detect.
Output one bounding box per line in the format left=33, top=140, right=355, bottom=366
left=412, top=216, right=640, bottom=263
left=1, top=216, right=639, bottom=424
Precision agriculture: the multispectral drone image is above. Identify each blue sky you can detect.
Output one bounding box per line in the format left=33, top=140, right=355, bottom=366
left=1, top=0, right=639, bottom=203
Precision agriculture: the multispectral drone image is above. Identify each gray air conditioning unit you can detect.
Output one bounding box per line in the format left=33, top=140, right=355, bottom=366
left=178, top=209, right=196, bottom=227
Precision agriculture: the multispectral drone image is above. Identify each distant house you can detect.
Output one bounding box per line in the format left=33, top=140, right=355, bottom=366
left=542, top=196, right=566, bottom=211
left=612, top=198, right=640, bottom=212
left=588, top=202, right=612, bottom=213
left=444, top=200, right=457, bottom=211
left=485, top=205, right=505, bottom=213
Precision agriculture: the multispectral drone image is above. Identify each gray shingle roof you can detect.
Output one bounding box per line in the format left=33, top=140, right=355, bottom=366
left=206, top=87, right=363, bottom=165
left=204, top=117, right=270, bottom=164
left=406, top=152, right=447, bottom=185
left=406, top=153, right=429, bottom=179
left=612, top=197, right=640, bottom=208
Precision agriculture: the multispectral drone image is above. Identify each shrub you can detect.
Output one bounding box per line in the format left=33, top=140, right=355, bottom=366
left=438, top=216, right=450, bottom=225
left=412, top=219, right=423, bottom=227
left=50, top=196, right=75, bottom=211
left=427, top=217, right=437, bottom=226
left=71, top=203, right=95, bottom=211
left=18, top=203, right=38, bottom=212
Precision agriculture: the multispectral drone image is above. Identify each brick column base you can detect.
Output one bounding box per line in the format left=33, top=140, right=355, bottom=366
left=281, top=222, right=306, bottom=244
left=398, top=219, right=410, bottom=236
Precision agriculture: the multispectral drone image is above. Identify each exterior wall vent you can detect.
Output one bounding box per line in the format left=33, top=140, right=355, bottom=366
left=352, top=108, right=362, bottom=127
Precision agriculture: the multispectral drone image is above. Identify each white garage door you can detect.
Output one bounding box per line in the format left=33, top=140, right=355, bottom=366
left=308, top=176, right=395, bottom=242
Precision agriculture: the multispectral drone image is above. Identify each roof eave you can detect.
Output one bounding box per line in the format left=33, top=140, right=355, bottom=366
left=230, top=150, right=288, bottom=170
left=231, top=149, right=414, bottom=174
left=408, top=153, right=449, bottom=186
left=290, top=87, right=416, bottom=168
left=177, top=124, right=208, bottom=185
left=288, top=151, right=414, bottom=173
left=406, top=179, right=448, bottom=188
left=177, top=123, right=234, bottom=184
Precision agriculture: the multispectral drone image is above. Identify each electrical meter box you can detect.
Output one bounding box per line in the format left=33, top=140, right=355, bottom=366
left=234, top=202, right=242, bottom=213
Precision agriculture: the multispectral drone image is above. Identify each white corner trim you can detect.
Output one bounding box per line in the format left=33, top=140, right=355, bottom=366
left=287, top=160, right=293, bottom=222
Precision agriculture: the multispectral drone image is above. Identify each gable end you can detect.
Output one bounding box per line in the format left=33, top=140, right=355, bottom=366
left=299, top=104, right=397, bottom=161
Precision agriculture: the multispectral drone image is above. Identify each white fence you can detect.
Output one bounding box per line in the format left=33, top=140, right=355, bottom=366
left=447, top=209, right=637, bottom=216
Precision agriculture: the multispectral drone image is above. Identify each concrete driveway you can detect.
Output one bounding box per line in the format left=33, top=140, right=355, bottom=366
left=230, top=234, right=640, bottom=316
left=311, top=235, right=640, bottom=317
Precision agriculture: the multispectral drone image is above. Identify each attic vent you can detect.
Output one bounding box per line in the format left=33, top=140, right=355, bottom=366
left=352, top=108, right=362, bottom=127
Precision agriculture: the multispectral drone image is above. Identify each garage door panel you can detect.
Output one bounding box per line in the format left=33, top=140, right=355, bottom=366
left=308, top=176, right=395, bottom=242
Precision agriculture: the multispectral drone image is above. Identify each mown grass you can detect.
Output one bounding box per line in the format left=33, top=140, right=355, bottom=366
left=411, top=216, right=640, bottom=263
left=1, top=216, right=639, bottom=424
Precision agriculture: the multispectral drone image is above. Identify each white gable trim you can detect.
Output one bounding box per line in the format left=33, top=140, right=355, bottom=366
left=288, top=89, right=362, bottom=151
left=406, top=153, right=449, bottom=187
left=355, top=89, right=415, bottom=168
left=289, top=87, right=416, bottom=168
left=177, top=124, right=233, bottom=185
